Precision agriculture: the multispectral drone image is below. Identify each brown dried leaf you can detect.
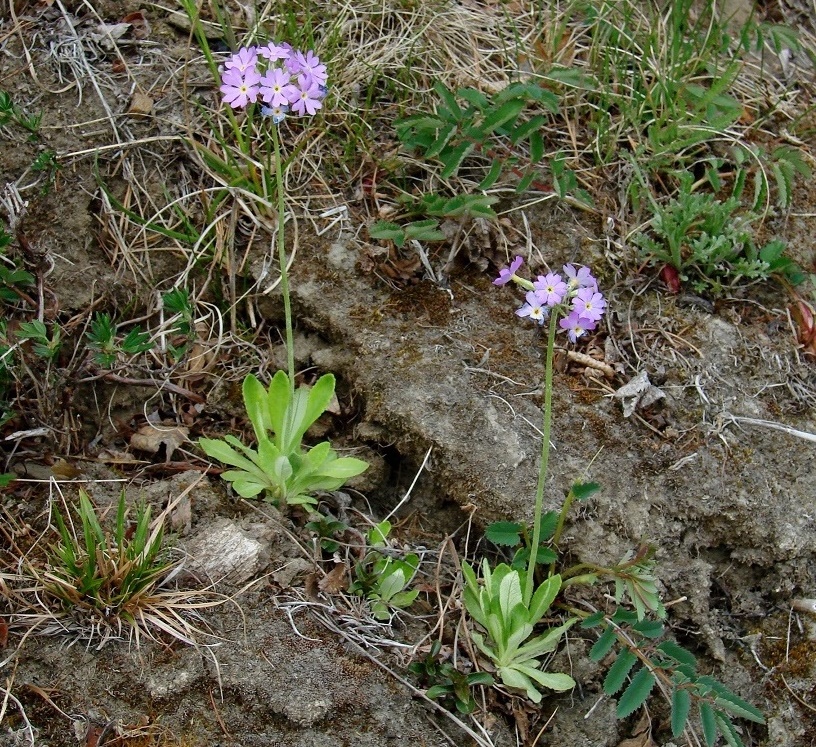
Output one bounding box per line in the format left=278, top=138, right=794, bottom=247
left=127, top=91, right=154, bottom=116
left=130, top=424, right=189, bottom=460
left=318, top=563, right=349, bottom=594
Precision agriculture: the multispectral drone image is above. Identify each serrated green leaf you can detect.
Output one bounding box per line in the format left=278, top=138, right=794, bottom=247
left=369, top=221, right=406, bottom=247
left=529, top=130, right=544, bottom=163
left=715, top=711, right=744, bottom=747
left=424, top=122, right=457, bottom=159
left=509, top=115, right=546, bottom=145
left=616, top=666, right=656, bottom=719
left=478, top=159, right=504, bottom=190
left=589, top=626, right=617, bottom=661
left=713, top=692, right=765, bottom=724
left=632, top=619, right=664, bottom=639
left=571, top=481, right=601, bottom=501
left=433, top=80, right=462, bottom=120
left=656, top=640, right=697, bottom=668
left=671, top=688, right=691, bottom=737
left=439, top=141, right=474, bottom=179
left=581, top=611, right=605, bottom=628
left=404, top=219, right=446, bottom=243
left=604, top=648, right=638, bottom=695
left=700, top=701, right=717, bottom=747
left=481, top=98, right=525, bottom=134
left=538, top=511, right=559, bottom=540
left=485, top=521, right=523, bottom=546
left=772, top=161, right=790, bottom=208
left=456, top=87, right=489, bottom=110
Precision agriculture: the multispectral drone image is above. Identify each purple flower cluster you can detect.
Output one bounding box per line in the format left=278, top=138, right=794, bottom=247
left=494, top=256, right=606, bottom=343
left=219, top=43, right=328, bottom=120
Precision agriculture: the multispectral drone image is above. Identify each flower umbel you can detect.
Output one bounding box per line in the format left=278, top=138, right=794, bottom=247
left=219, top=43, right=327, bottom=117
left=494, top=260, right=605, bottom=342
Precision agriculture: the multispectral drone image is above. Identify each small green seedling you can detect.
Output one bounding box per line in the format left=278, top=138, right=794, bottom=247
left=350, top=520, right=420, bottom=620
left=200, top=371, right=368, bottom=511
left=17, top=319, right=61, bottom=361
left=86, top=313, right=154, bottom=368
left=408, top=639, right=494, bottom=714
left=305, top=514, right=348, bottom=554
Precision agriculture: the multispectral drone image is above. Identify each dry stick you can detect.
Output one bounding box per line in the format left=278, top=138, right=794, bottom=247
left=79, top=372, right=205, bottom=403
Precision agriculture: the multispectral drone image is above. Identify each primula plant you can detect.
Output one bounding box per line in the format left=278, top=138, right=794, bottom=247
left=200, top=372, right=367, bottom=511
left=200, top=41, right=367, bottom=511
left=455, top=256, right=765, bottom=744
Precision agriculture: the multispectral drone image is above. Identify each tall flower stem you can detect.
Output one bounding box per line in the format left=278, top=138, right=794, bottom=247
left=523, top=310, right=559, bottom=606
left=271, top=124, right=295, bottom=397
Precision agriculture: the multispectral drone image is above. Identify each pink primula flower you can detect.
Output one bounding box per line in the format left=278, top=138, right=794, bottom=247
left=571, top=287, right=607, bottom=322
left=293, top=50, right=328, bottom=86
left=259, top=42, right=291, bottom=62
left=559, top=311, right=597, bottom=343
left=533, top=272, right=568, bottom=307
left=259, top=67, right=291, bottom=107
left=224, top=46, right=258, bottom=74
left=515, top=291, right=549, bottom=325
left=493, top=255, right=523, bottom=286
left=220, top=67, right=261, bottom=109
left=285, top=74, right=324, bottom=115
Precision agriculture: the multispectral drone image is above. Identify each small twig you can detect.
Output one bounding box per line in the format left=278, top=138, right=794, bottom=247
left=383, top=445, right=433, bottom=523
left=566, top=350, right=616, bottom=378
left=720, top=413, right=816, bottom=444
left=78, top=372, right=205, bottom=403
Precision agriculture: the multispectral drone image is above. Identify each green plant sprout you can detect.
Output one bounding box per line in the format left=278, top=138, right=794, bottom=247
left=305, top=514, right=348, bottom=554
left=0, top=227, right=34, bottom=302
left=0, top=90, right=41, bottom=137
left=86, top=313, right=154, bottom=368
left=632, top=172, right=804, bottom=293
left=462, top=561, right=576, bottom=702
left=408, top=639, right=494, bottom=714
left=200, top=372, right=367, bottom=511
left=350, top=520, right=419, bottom=621
left=17, top=319, right=61, bottom=361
